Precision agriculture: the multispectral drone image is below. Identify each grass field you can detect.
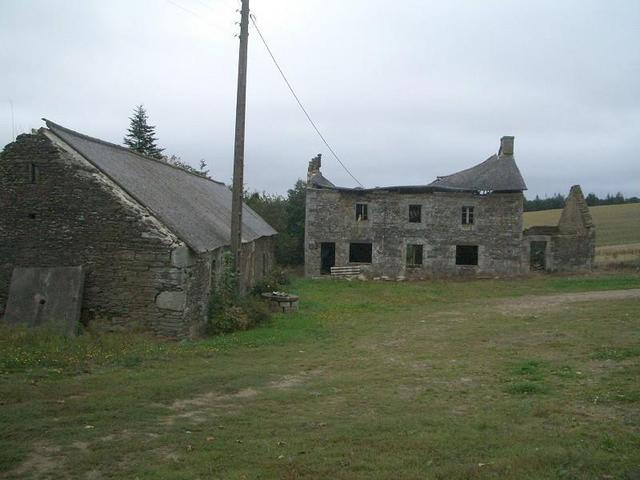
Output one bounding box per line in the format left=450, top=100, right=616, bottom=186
left=523, top=203, right=640, bottom=247
left=2, top=274, right=640, bottom=479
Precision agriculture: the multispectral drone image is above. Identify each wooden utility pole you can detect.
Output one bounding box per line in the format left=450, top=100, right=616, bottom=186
left=230, top=0, right=250, bottom=293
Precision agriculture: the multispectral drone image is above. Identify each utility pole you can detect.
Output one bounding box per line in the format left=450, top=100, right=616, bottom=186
left=230, top=0, right=250, bottom=294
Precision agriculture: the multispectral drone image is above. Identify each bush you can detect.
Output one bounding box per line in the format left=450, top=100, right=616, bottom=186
left=206, top=252, right=272, bottom=336
left=206, top=299, right=271, bottom=336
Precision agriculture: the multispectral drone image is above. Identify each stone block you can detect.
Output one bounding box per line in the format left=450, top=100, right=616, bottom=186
left=171, top=245, right=195, bottom=267
left=4, top=266, right=85, bottom=336
left=155, top=291, right=186, bottom=311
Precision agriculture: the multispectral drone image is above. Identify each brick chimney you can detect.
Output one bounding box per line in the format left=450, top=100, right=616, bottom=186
left=307, top=153, right=322, bottom=182
left=499, top=136, right=514, bottom=156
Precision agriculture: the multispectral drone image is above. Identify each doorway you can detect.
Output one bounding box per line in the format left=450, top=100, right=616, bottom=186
left=530, top=241, right=547, bottom=271
left=320, top=242, right=336, bottom=274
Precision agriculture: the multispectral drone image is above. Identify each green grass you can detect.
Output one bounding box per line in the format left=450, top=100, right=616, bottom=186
left=1, top=273, right=640, bottom=479
left=523, top=203, right=640, bottom=246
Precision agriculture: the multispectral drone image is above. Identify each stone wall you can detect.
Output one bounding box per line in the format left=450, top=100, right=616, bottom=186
left=208, top=236, right=276, bottom=293
left=522, top=230, right=596, bottom=273
left=552, top=230, right=596, bottom=271
left=0, top=133, right=202, bottom=337
left=305, top=187, right=524, bottom=278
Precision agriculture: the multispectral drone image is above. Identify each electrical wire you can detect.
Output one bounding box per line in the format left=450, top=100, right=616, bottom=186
left=165, top=0, right=237, bottom=37
left=249, top=14, right=364, bottom=187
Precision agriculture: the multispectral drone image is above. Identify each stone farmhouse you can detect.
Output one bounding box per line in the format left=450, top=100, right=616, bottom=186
left=0, top=120, right=277, bottom=338
left=305, top=136, right=595, bottom=279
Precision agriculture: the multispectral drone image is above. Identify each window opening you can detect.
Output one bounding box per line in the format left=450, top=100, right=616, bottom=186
left=461, top=206, right=474, bottom=225
left=456, top=245, right=478, bottom=265
left=30, top=164, right=40, bottom=184
left=355, top=203, right=368, bottom=221
left=409, top=204, right=421, bottom=223
left=406, top=244, right=423, bottom=266
left=349, top=242, right=372, bottom=263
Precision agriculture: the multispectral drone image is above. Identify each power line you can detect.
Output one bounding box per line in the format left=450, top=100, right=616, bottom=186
left=249, top=15, right=364, bottom=187
left=188, top=0, right=216, bottom=11
left=165, top=0, right=237, bottom=36
left=166, top=0, right=200, bottom=17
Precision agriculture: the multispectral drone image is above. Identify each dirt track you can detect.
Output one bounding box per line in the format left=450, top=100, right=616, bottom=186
left=495, top=288, right=640, bottom=314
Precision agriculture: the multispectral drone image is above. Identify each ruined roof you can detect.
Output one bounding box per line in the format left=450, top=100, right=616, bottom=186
left=44, top=119, right=276, bottom=253
left=309, top=171, right=335, bottom=188
left=428, top=153, right=527, bottom=192
left=307, top=136, right=527, bottom=193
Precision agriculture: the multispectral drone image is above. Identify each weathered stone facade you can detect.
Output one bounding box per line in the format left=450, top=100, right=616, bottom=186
left=0, top=128, right=276, bottom=338
left=305, top=187, right=524, bottom=278
left=304, top=138, right=594, bottom=279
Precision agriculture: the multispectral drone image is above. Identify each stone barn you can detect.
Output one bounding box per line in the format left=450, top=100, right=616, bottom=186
left=0, top=120, right=277, bottom=338
left=305, top=136, right=595, bottom=279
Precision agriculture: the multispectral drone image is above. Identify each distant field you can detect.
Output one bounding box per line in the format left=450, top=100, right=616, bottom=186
left=524, top=203, right=640, bottom=247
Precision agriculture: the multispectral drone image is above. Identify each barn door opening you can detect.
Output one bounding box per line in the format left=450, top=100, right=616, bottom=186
left=530, top=241, right=547, bottom=271
left=320, top=242, right=335, bottom=275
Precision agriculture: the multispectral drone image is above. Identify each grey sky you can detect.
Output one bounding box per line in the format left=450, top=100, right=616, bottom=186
left=1, top=0, right=639, bottom=198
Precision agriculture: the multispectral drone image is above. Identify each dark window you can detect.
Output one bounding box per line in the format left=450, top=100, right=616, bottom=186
left=456, top=245, right=478, bottom=266
left=349, top=242, right=372, bottom=263
left=462, top=206, right=474, bottom=224
left=406, top=244, right=423, bottom=266
left=28, top=213, right=37, bottom=219
left=409, top=204, right=421, bottom=223
left=30, top=164, right=40, bottom=184
left=355, top=203, right=368, bottom=221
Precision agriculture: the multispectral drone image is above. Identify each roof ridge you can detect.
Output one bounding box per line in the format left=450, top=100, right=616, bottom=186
left=43, top=118, right=227, bottom=187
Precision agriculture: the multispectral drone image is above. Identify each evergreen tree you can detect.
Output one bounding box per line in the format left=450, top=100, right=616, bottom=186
left=123, top=105, right=164, bottom=159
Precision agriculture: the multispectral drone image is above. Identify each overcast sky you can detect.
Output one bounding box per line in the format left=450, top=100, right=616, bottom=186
left=1, top=0, right=639, bottom=198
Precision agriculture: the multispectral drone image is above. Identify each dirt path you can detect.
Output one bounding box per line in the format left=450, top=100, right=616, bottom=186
left=495, top=288, right=640, bottom=314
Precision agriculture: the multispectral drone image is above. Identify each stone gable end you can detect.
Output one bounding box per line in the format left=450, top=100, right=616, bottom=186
left=0, top=132, right=203, bottom=337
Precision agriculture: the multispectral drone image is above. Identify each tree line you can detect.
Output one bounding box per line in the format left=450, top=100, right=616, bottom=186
left=524, top=192, right=639, bottom=212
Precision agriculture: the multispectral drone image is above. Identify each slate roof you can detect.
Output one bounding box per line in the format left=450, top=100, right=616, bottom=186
left=428, top=154, right=527, bottom=192
left=44, top=120, right=277, bottom=253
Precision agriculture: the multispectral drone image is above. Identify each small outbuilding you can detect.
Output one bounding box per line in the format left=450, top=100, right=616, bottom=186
left=523, top=185, right=596, bottom=272
left=0, top=120, right=277, bottom=338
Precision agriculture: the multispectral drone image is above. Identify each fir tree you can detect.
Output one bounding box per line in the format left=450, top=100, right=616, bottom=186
left=123, top=105, right=164, bottom=159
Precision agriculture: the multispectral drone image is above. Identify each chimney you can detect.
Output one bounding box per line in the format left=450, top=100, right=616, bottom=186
left=499, top=136, right=514, bottom=156
left=307, top=153, right=322, bottom=182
